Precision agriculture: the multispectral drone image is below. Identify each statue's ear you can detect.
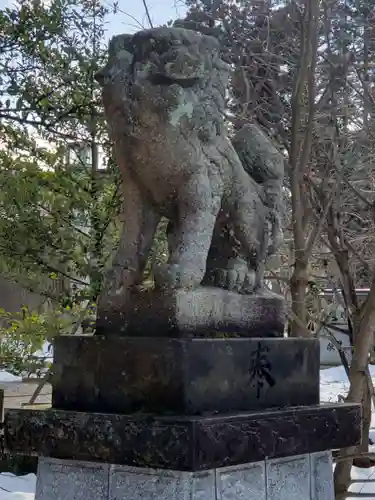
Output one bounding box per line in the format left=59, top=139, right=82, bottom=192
left=159, top=47, right=205, bottom=81
left=108, top=34, right=133, bottom=58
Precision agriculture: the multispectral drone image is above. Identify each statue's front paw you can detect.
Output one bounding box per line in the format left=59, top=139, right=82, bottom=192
left=154, top=263, right=203, bottom=290
left=204, top=268, right=257, bottom=294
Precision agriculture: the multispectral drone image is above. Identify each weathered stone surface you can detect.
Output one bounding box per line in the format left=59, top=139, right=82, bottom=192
left=34, top=453, right=334, bottom=500
left=51, top=335, right=319, bottom=415
left=5, top=404, right=361, bottom=471
left=96, top=287, right=285, bottom=337
left=109, top=466, right=215, bottom=500
left=192, top=404, right=361, bottom=470
left=217, top=462, right=266, bottom=500
left=266, top=454, right=310, bottom=500
left=95, top=27, right=285, bottom=325
left=310, top=452, right=334, bottom=500
left=35, top=457, right=109, bottom=500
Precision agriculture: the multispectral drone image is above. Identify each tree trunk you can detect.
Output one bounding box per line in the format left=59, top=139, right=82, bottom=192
left=334, top=281, right=375, bottom=496
left=289, top=258, right=309, bottom=337
left=352, top=381, right=372, bottom=467
left=288, top=0, right=319, bottom=337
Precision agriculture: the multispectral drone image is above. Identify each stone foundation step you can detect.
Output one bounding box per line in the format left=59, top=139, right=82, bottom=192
left=34, top=452, right=335, bottom=500
left=5, top=403, right=360, bottom=471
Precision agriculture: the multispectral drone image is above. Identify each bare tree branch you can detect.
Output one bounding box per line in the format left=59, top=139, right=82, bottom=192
left=142, top=0, right=153, bottom=28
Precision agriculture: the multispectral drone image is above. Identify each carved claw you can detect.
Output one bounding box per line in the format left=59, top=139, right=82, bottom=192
left=204, top=268, right=257, bottom=294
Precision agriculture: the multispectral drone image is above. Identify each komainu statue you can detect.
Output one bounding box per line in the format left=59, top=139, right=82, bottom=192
left=95, top=27, right=284, bottom=324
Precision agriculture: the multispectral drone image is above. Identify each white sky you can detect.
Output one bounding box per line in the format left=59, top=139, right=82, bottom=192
left=104, top=0, right=186, bottom=34
left=0, top=0, right=186, bottom=155
left=0, top=0, right=186, bottom=35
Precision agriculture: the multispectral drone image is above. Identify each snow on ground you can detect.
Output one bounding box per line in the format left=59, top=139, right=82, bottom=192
left=1, top=366, right=375, bottom=498
left=0, top=473, right=35, bottom=500
left=320, top=365, right=375, bottom=403
left=321, top=365, right=375, bottom=438
left=321, top=365, right=375, bottom=497
left=32, top=342, right=53, bottom=361
left=350, top=468, right=375, bottom=497
left=0, top=372, right=21, bottom=384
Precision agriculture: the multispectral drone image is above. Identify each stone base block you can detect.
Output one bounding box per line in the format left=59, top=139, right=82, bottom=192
left=5, top=404, right=361, bottom=470
left=96, top=287, right=286, bottom=337
left=35, top=453, right=334, bottom=500
left=52, top=335, right=319, bottom=414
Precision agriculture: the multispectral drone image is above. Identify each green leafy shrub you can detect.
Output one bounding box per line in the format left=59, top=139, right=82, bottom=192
left=0, top=305, right=78, bottom=376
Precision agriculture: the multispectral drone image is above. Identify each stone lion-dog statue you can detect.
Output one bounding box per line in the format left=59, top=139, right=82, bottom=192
left=95, top=27, right=284, bottom=319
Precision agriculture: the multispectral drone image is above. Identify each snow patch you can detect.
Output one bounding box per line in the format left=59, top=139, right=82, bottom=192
left=0, top=473, right=35, bottom=499
left=0, top=372, right=21, bottom=384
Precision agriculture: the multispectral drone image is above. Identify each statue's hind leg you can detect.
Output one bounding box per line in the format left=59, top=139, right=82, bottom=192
left=230, top=175, right=269, bottom=292
left=203, top=209, right=254, bottom=292
left=204, top=168, right=268, bottom=294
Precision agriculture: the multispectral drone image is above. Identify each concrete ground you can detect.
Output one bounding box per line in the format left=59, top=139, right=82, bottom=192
left=1, top=381, right=51, bottom=412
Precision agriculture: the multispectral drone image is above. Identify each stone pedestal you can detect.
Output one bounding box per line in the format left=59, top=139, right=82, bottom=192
left=4, top=299, right=362, bottom=500
left=51, top=335, right=320, bottom=414
left=35, top=452, right=334, bottom=500
left=96, top=287, right=286, bottom=337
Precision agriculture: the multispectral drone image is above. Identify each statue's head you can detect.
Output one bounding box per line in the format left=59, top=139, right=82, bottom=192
left=95, top=27, right=230, bottom=103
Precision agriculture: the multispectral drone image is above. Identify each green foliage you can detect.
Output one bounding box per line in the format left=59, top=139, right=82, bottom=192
left=0, top=0, right=122, bottom=311
left=0, top=141, right=121, bottom=304
left=0, top=305, right=73, bottom=376
left=0, top=0, right=126, bottom=374
left=0, top=299, right=98, bottom=376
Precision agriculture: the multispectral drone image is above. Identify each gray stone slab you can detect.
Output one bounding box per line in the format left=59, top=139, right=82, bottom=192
left=35, top=457, right=110, bottom=500
left=190, top=470, right=216, bottom=500
left=109, top=465, right=215, bottom=500
left=33, top=452, right=335, bottom=500
left=266, top=454, right=310, bottom=500
left=217, top=462, right=266, bottom=500
left=97, top=287, right=286, bottom=338
left=310, top=452, right=334, bottom=500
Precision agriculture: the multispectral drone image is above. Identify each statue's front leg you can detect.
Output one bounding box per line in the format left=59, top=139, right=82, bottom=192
left=97, top=171, right=160, bottom=328
left=154, top=172, right=223, bottom=291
